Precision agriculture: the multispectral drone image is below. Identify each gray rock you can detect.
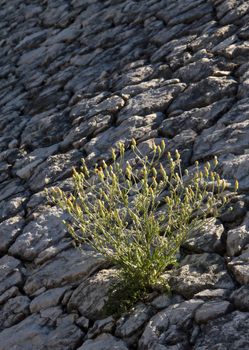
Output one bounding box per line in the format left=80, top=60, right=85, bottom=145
left=230, top=286, right=249, bottom=311
left=0, top=255, right=24, bottom=295
left=194, top=288, right=231, bottom=301
left=77, top=333, right=129, bottom=350
left=117, top=83, right=186, bottom=124
left=159, top=98, right=233, bottom=138
left=68, top=269, right=116, bottom=320
left=30, top=287, right=69, bottom=313
left=194, top=300, right=233, bottom=324
left=0, top=313, right=83, bottom=350
left=168, top=77, right=237, bottom=113
left=87, top=316, right=114, bottom=339
left=0, top=286, right=20, bottom=305
left=170, top=253, right=235, bottom=298
left=139, top=299, right=203, bottom=350
left=183, top=218, right=224, bottom=254
left=194, top=311, right=249, bottom=350
left=0, top=296, right=30, bottom=330
left=9, top=207, right=68, bottom=261
left=115, top=303, right=154, bottom=339
left=228, top=248, right=249, bottom=285
left=227, top=212, right=249, bottom=256
left=24, top=248, right=107, bottom=295
left=0, top=215, right=24, bottom=254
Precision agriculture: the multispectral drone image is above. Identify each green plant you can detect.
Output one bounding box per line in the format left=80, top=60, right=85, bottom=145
left=48, top=139, right=236, bottom=313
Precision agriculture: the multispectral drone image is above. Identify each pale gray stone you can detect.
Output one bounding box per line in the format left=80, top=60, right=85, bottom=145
left=9, top=207, right=68, bottom=261
left=30, top=287, right=69, bottom=313
left=194, top=311, right=249, bottom=350
left=0, top=313, right=83, bottom=350
left=170, top=253, right=235, bottom=298
left=183, top=218, right=224, bottom=253
left=77, top=333, right=129, bottom=350
left=194, top=300, right=232, bottom=324
left=68, top=269, right=117, bottom=320
left=139, top=299, right=203, bottom=350
left=0, top=255, right=24, bottom=296
left=230, top=286, right=249, bottom=311
left=227, top=212, right=249, bottom=256
left=24, top=248, right=107, bottom=295
left=0, top=215, right=24, bottom=254
left=0, top=296, right=30, bottom=330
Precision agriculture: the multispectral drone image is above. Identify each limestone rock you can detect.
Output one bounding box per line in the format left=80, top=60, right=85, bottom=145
left=68, top=269, right=116, bottom=320
left=170, top=253, right=235, bottom=298
left=78, top=333, right=128, bottom=350
left=24, top=248, right=107, bottom=295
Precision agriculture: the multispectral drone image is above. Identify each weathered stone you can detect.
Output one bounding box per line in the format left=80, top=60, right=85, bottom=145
left=0, top=296, right=30, bottom=330
left=170, top=253, right=235, bottom=298
left=87, top=316, right=114, bottom=339
left=117, top=84, right=186, bottom=124
left=194, top=311, right=249, bottom=350
left=78, top=333, right=129, bottom=350
left=0, top=215, right=24, bottom=254
left=139, top=299, right=203, bottom=350
left=194, top=300, right=233, bottom=324
left=0, top=313, right=83, bottom=350
left=159, top=98, right=233, bottom=138
left=228, top=248, right=249, bottom=285
left=115, top=303, right=154, bottom=340
left=230, top=286, right=249, bottom=311
left=0, top=255, right=25, bottom=296
left=30, top=287, right=69, bottom=313
left=68, top=269, right=116, bottom=320
left=227, top=212, right=249, bottom=256
left=24, top=248, right=107, bottom=295
left=9, top=207, right=68, bottom=261
left=168, top=77, right=237, bottom=113
left=183, top=218, right=224, bottom=254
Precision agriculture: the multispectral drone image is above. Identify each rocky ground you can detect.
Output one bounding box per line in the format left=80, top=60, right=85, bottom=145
left=1, top=0, right=249, bottom=349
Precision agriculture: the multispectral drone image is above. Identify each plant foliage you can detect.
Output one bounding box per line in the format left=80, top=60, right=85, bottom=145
left=48, top=139, right=236, bottom=312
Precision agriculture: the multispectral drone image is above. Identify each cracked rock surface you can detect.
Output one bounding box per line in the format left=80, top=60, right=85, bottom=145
left=1, top=0, right=249, bottom=349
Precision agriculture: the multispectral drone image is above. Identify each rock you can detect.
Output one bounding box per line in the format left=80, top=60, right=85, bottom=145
left=9, top=207, right=69, bottom=261
left=194, top=300, right=233, bottom=324
left=0, top=313, right=83, bottom=350
left=194, top=311, right=249, bottom=349
left=28, top=150, right=83, bottom=191
left=230, top=286, right=249, bottom=311
left=139, top=299, right=203, bottom=350
left=67, top=269, right=116, bottom=320
left=0, top=286, right=20, bottom=305
left=193, top=98, right=249, bottom=161
left=0, top=296, right=30, bottom=330
left=151, top=294, right=183, bottom=310
left=0, top=255, right=25, bottom=296
left=183, top=218, right=224, bottom=254
left=77, top=333, right=129, bottom=350
left=227, top=212, right=249, bottom=256
left=24, top=248, right=107, bottom=295
left=170, top=253, right=235, bottom=298
left=194, top=288, right=231, bottom=301
left=115, top=303, right=154, bottom=341
left=117, top=83, right=186, bottom=124
left=159, top=98, right=233, bottom=138
left=228, top=248, right=249, bottom=285
left=70, top=94, right=125, bottom=119
left=30, top=287, right=69, bottom=313
left=87, top=316, right=114, bottom=339
left=168, top=77, right=237, bottom=113
left=0, top=215, right=25, bottom=255
left=84, top=113, right=164, bottom=161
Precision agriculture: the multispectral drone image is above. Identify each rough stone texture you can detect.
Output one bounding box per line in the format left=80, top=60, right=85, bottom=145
left=1, top=0, right=249, bottom=348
